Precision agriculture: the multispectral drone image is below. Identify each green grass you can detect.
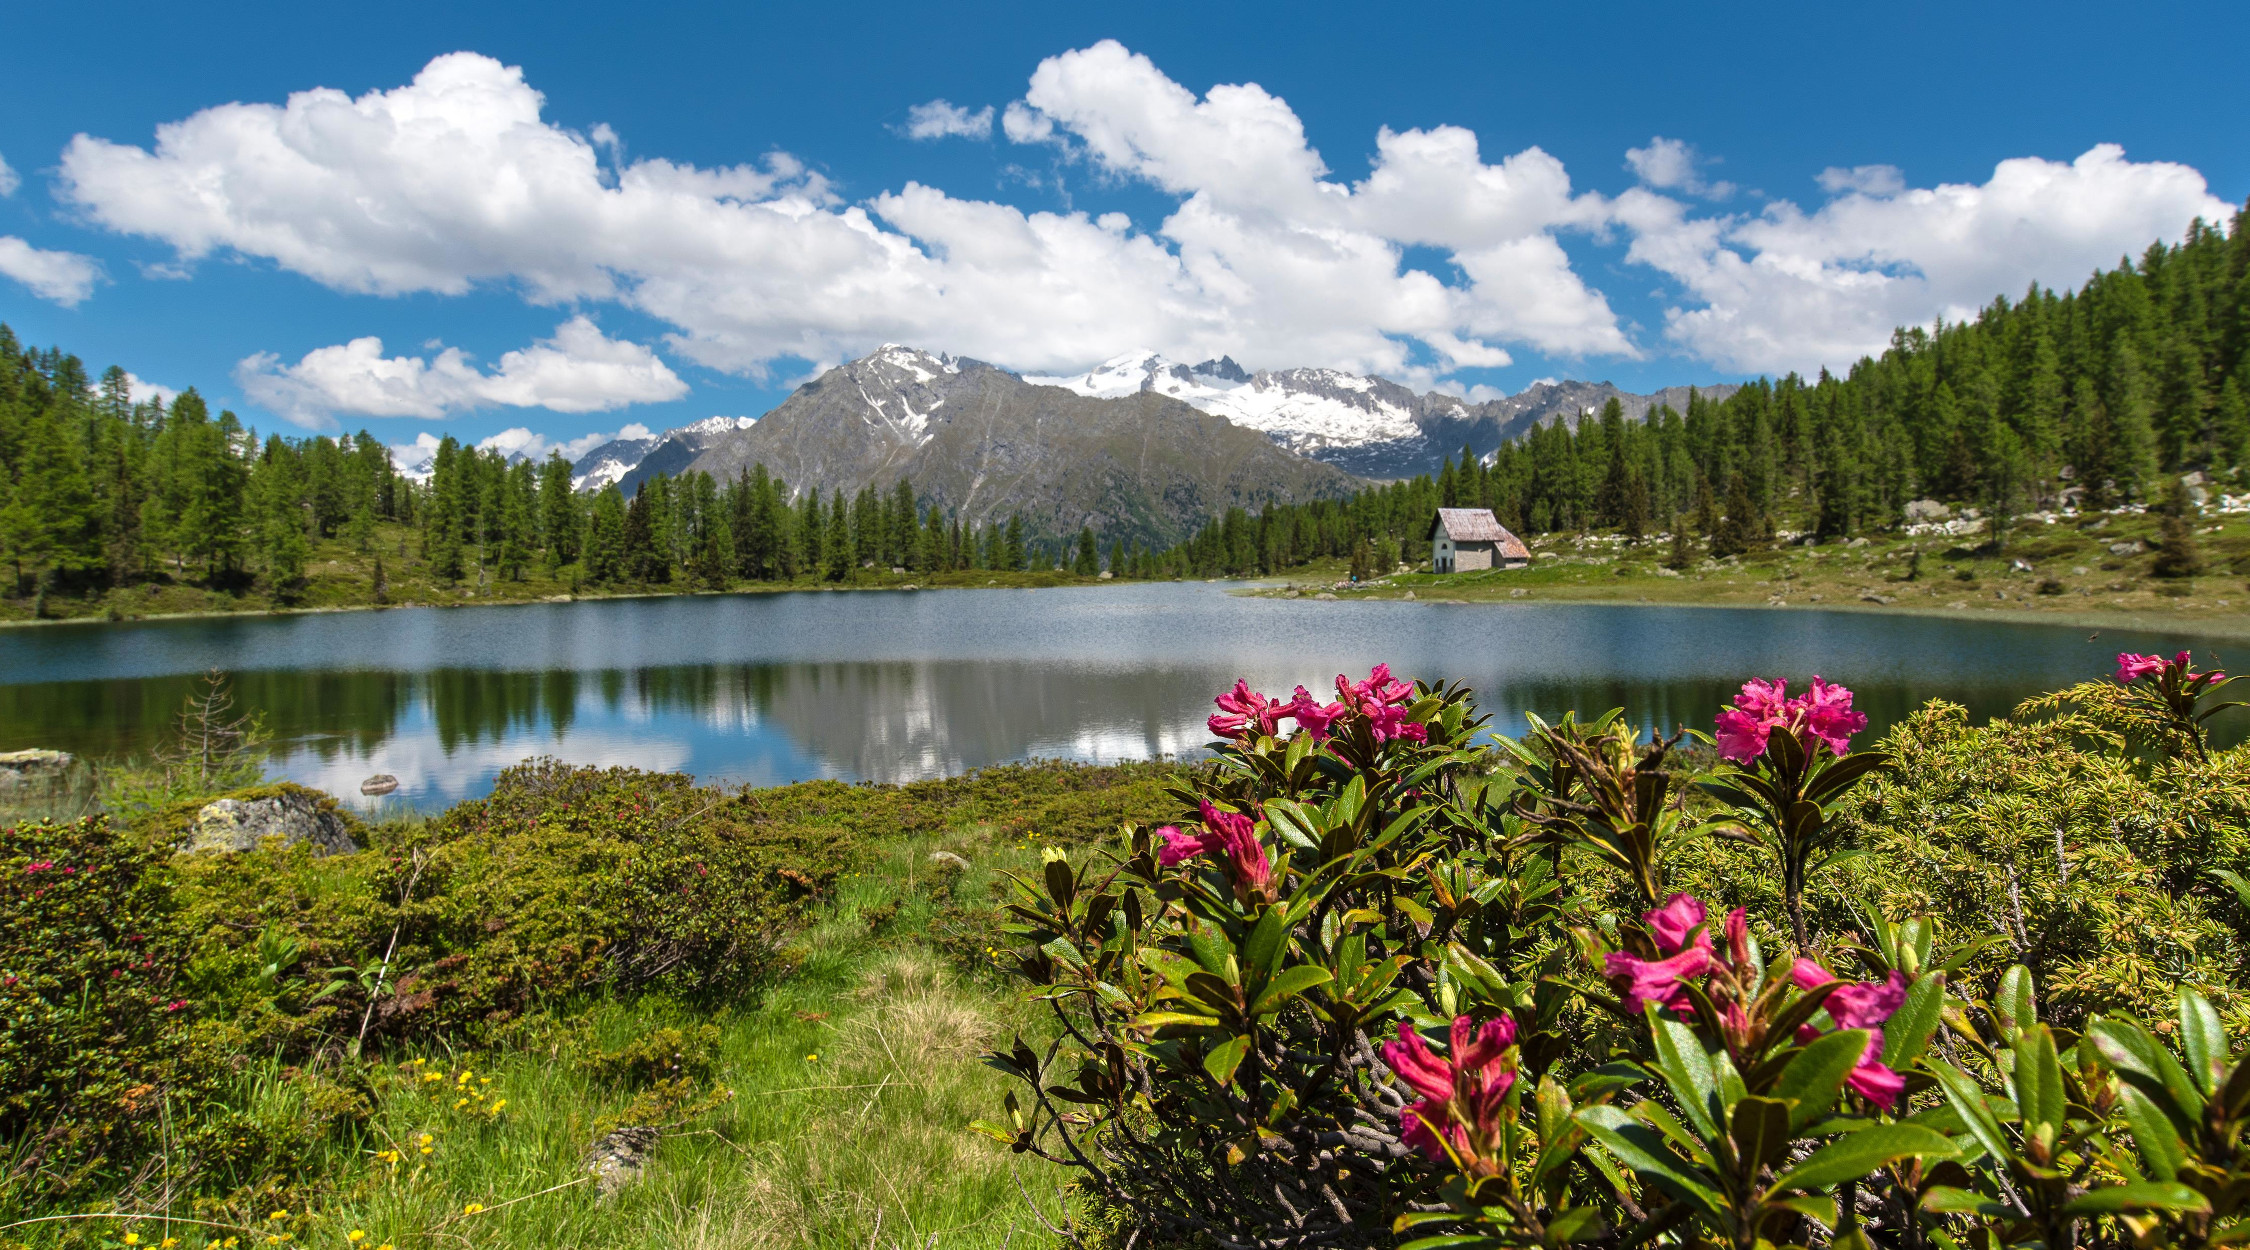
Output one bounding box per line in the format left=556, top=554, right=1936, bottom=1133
left=6, top=799, right=1117, bottom=1250
left=1253, top=509, right=2250, bottom=636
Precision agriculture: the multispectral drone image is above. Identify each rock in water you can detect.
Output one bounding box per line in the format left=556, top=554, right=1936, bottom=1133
left=0, top=749, right=72, bottom=789
left=188, top=788, right=360, bottom=856
left=360, top=774, right=400, bottom=796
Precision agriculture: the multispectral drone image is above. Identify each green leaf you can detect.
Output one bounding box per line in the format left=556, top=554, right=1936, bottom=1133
left=1241, top=907, right=1288, bottom=980
left=1924, top=1059, right=2013, bottom=1165
left=1728, top=1095, right=1793, bottom=1174
left=1650, top=1015, right=1721, bottom=1138
left=2013, top=1026, right=2067, bottom=1136
left=1920, top=1186, right=2014, bottom=1218
left=1996, top=965, right=2037, bottom=1036
left=2115, top=1085, right=2189, bottom=1181
left=1573, top=1105, right=1727, bottom=1220
left=1043, top=857, right=1076, bottom=910
left=1203, top=1034, right=1250, bottom=1087
left=2089, top=1016, right=2207, bottom=1129
left=1769, top=1124, right=1957, bottom=1194
left=1771, top=1028, right=1871, bottom=1131
left=1882, top=973, right=1946, bottom=1069
left=1542, top=1206, right=1607, bottom=1245
left=2059, top=1181, right=2212, bottom=1215
left=1249, top=965, right=1333, bottom=1017
left=2180, top=988, right=2228, bottom=1098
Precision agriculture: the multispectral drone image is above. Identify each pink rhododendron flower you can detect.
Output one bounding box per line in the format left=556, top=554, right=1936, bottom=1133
left=1383, top=1014, right=1518, bottom=1167
left=1289, top=687, right=1344, bottom=740
left=2116, top=652, right=2169, bottom=683
left=1364, top=703, right=1428, bottom=744
left=1337, top=663, right=1415, bottom=710
left=1714, top=676, right=1867, bottom=762
left=1156, top=803, right=1273, bottom=901
left=1208, top=680, right=1290, bottom=740
left=1796, top=677, right=1869, bottom=757
left=1605, top=893, right=1722, bottom=1017
left=1153, top=826, right=1204, bottom=867
left=1789, top=958, right=1910, bottom=1111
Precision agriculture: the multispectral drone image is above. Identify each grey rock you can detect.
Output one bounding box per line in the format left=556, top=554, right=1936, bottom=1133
left=1859, top=592, right=1897, bottom=605
left=1846, top=537, right=1870, bottom=548
left=187, top=790, right=359, bottom=856
left=1903, top=499, right=1952, bottom=522
left=1401, top=590, right=1417, bottom=600
left=1314, top=592, right=1339, bottom=600
left=2109, top=541, right=2143, bottom=556
left=927, top=850, right=972, bottom=871
left=584, top=1125, right=661, bottom=1199
left=360, top=774, right=400, bottom=796
left=0, top=748, right=72, bottom=789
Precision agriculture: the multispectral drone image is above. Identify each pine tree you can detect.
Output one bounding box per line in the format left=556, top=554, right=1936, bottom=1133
left=1073, top=526, right=1099, bottom=576
left=1004, top=515, right=1026, bottom=571
left=583, top=488, right=627, bottom=583
left=2151, top=477, right=2204, bottom=578
left=824, top=491, right=850, bottom=580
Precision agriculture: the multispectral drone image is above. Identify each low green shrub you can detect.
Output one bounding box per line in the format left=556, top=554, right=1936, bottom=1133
left=359, top=759, right=858, bottom=1039
left=0, top=816, right=201, bottom=1201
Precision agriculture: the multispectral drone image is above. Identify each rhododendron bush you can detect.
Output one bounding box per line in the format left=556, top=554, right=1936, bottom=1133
left=980, top=659, right=2250, bottom=1250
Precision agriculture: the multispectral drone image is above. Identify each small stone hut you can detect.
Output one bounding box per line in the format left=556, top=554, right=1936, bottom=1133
left=1428, top=508, right=1531, bottom=573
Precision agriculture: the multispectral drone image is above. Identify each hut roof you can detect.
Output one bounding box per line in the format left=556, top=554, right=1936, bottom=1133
left=1428, top=509, right=1531, bottom=558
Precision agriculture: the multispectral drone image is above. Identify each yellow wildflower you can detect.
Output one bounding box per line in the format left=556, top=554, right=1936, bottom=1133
left=417, top=1133, right=433, bottom=1146
left=454, top=1098, right=468, bottom=1109
left=123, top=1235, right=140, bottom=1246
left=490, top=1099, right=506, bottom=1112
left=463, top=1203, right=484, bottom=1215
left=269, top=1211, right=288, bottom=1221
left=348, top=1233, right=365, bottom=1244
left=163, top=1239, right=180, bottom=1249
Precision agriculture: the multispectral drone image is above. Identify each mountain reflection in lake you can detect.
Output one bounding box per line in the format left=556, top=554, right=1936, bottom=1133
left=0, top=583, right=2236, bottom=808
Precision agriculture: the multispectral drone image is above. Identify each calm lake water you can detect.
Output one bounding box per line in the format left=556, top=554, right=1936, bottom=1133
left=0, top=584, right=2239, bottom=810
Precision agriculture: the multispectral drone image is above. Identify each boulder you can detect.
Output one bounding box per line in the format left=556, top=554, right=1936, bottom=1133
left=360, top=774, right=400, bottom=796
left=0, top=749, right=72, bottom=789
left=185, top=787, right=360, bottom=857
left=584, top=1125, right=660, bottom=1199
left=1903, top=499, right=1952, bottom=522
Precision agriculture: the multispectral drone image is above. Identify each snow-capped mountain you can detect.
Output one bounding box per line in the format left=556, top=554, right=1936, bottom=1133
left=658, top=344, right=1361, bottom=548
left=1026, top=351, right=1735, bottom=478
left=571, top=416, right=756, bottom=494
left=1027, top=351, right=1434, bottom=459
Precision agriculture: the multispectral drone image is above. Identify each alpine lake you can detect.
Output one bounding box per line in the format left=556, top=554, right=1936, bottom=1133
left=1, top=582, right=2239, bottom=811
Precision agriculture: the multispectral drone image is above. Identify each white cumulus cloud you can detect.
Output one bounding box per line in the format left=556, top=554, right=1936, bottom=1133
left=0, top=236, right=102, bottom=305
left=124, top=372, right=180, bottom=405
left=47, top=47, right=2240, bottom=387
left=902, top=100, right=994, bottom=140
left=56, top=45, right=1630, bottom=383
left=1625, top=137, right=1734, bottom=200
left=236, top=315, right=688, bottom=428
left=1621, top=143, right=2234, bottom=374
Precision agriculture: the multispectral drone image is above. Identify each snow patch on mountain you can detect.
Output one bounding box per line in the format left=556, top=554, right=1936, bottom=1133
left=1026, top=351, right=1425, bottom=455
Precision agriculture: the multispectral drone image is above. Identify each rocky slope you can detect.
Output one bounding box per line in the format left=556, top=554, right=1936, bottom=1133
left=668, top=347, right=1363, bottom=548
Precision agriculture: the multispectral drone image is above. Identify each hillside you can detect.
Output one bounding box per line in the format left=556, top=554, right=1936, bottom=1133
left=654, top=347, right=1364, bottom=548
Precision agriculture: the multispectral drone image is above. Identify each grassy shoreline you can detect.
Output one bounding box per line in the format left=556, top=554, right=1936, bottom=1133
left=1246, top=509, right=2250, bottom=639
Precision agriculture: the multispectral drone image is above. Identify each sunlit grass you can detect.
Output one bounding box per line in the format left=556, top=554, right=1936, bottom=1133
left=66, top=832, right=1073, bottom=1250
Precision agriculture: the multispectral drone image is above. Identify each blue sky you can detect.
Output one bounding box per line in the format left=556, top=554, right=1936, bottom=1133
left=0, top=0, right=2243, bottom=465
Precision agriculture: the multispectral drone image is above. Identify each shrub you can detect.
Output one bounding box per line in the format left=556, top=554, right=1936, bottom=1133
left=0, top=817, right=201, bottom=1200
left=980, top=661, right=2250, bottom=1249
left=365, top=759, right=856, bottom=1038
